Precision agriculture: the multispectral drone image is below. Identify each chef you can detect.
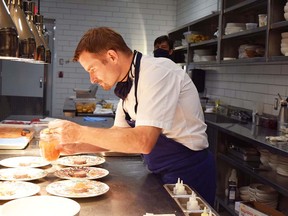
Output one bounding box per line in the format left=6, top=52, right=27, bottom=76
left=153, top=35, right=174, bottom=59
left=49, top=27, right=216, bottom=206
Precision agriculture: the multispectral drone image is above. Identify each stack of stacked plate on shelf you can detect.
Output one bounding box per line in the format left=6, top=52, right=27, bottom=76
left=254, top=185, right=279, bottom=209
left=268, top=153, right=278, bottom=171
left=284, top=2, right=288, bottom=21
left=239, top=186, right=250, bottom=201
left=258, top=148, right=270, bottom=167
left=276, top=155, right=288, bottom=177
left=280, top=32, right=288, bottom=56
left=193, top=49, right=216, bottom=62
left=248, top=183, right=263, bottom=201
left=224, top=23, right=245, bottom=35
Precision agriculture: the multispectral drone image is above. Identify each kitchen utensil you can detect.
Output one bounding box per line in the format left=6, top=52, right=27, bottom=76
left=274, top=94, right=288, bottom=132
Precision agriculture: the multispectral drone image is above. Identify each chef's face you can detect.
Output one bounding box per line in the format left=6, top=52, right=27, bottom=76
left=154, top=41, right=170, bottom=52
left=78, top=50, right=120, bottom=90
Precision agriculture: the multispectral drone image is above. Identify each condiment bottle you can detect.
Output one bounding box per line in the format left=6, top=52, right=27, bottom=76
left=187, top=191, right=200, bottom=210
left=228, top=169, right=238, bottom=203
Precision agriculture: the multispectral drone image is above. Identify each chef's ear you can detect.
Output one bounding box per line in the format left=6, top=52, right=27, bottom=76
left=106, top=50, right=118, bottom=62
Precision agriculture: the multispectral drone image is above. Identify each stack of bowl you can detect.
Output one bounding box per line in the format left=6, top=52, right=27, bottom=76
left=268, top=153, right=278, bottom=170
left=254, top=185, right=279, bottom=209
left=248, top=183, right=263, bottom=201
left=284, top=2, right=288, bottom=21
left=225, top=23, right=245, bottom=35
left=239, top=186, right=250, bottom=201
left=276, top=155, right=288, bottom=177
left=258, top=148, right=270, bottom=167
left=281, top=32, right=288, bottom=56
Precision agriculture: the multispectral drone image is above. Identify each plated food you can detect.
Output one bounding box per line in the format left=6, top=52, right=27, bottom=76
left=0, top=156, right=50, bottom=168
left=0, top=181, right=40, bottom=200
left=46, top=179, right=109, bottom=198
left=54, top=167, right=109, bottom=180
left=0, top=168, right=47, bottom=181
left=57, top=155, right=105, bottom=167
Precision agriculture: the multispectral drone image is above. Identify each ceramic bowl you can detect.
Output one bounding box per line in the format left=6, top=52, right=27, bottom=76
left=284, top=12, right=288, bottom=21
left=246, top=23, right=258, bottom=30
left=284, top=5, right=288, bottom=13
left=281, top=47, right=288, bottom=55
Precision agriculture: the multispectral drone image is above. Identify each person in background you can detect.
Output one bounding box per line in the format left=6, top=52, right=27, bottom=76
left=153, top=35, right=174, bottom=59
left=48, top=27, right=216, bottom=206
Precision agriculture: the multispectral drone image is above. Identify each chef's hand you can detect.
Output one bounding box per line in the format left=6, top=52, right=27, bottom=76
left=48, top=119, right=107, bottom=155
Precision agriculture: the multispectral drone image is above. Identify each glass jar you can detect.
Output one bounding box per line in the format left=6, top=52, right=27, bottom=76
left=39, top=128, right=60, bottom=161
left=258, top=14, right=267, bottom=27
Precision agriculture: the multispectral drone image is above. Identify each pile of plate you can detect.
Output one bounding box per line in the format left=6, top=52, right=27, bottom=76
left=258, top=148, right=270, bottom=167
left=225, top=23, right=245, bottom=35
left=281, top=32, right=288, bottom=56
left=239, top=186, right=250, bottom=201
left=284, top=2, right=288, bottom=21
left=193, top=49, right=216, bottom=62
left=268, top=153, right=278, bottom=170
left=276, top=155, right=288, bottom=177
left=254, top=185, right=279, bottom=209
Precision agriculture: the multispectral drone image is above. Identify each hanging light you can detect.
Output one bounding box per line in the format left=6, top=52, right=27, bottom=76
left=0, top=0, right=18, bottom=59
left=7, top=0, right=36, bottom=59
left=23, top=0, right=45, bottom=62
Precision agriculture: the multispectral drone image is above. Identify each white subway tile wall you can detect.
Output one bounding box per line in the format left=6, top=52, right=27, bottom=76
left=40, top=0, right=177, bottom=117
left=40, top=0, right=288, bottom=117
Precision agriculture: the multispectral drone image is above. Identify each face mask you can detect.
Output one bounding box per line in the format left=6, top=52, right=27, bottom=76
left=114, top=75, right=133, bottom=100
left=153, top=48, right=170, bottom=58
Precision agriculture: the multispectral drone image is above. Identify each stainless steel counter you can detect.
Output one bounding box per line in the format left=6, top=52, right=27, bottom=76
left=0, top=140, right=184, bottom=216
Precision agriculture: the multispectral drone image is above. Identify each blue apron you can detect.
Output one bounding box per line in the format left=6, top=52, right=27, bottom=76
left=121, top=51, right=216, bottom=206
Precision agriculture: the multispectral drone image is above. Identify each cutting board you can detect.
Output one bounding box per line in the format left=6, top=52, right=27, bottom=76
left=0, top=126, right=34, bottom=150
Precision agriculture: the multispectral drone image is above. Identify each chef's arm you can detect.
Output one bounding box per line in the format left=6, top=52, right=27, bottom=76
left=79, top=125, right=162, bottom=154
left=49, top=120, right=162, bottom=154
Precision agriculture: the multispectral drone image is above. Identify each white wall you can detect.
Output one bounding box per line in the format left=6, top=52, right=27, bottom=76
left=40, top=0, right=177, bottom=117
left=176, top=0, right=288, bottom=116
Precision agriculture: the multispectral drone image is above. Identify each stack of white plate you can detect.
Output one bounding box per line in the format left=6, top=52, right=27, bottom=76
left=276, top=155, right=288, bottom=177
left=284, top=2, right=288, bottom=21
left=268, top=153, right=278, bottom=170
left=248, top=183, right=263, bottom=201
left=193, top=49, right=215, bottom=62
left=255, top=185, right=279, bottom=209
left=225, top=23, right=245, bottom=35
left=239, top=186, right=250, bottom=201
left=258, top=148, right=270, bottom=167
left=281, top=32, right=288, bottom=56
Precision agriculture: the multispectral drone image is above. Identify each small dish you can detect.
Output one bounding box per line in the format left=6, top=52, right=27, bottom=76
left=54, top=167, right=109, bottom=180
left=0, top=168, right=47, bottom=181
left=164, top=183, right=194, bottom=197
left=0, top=156, right=50, bottom=168
left=56, top=155, right=105, bottom=167
left=0, top=181, right=40, bottom=200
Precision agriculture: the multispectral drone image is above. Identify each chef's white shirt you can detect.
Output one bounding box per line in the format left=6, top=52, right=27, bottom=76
left=114, top=54, right=208, bottom=150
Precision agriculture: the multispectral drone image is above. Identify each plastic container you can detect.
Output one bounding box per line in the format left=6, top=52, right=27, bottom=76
left=246, top=23, right=258, bottom=30
left=258, top=14, right=267, bottom=27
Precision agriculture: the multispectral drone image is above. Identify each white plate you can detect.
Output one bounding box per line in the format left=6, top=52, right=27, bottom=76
left=0, top=181, right=40, bottom=200
left=46, top=179, right=109, bottom=198
left=0, top=168, right=47, bottom=181
left=1, top=195, right=80, bottom=216
left=54, top=167, right=109, bottom=180
left=0, top=156, right=50, bottom=168
left=57, top=155, right=105, bottom=167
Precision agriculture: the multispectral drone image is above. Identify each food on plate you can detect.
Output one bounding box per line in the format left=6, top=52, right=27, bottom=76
left=71, top=182, right=90, bottom=193
left=21, top=129, right=31, bottom=136
left=73, top=158, right=87, bottom=165
left=68, top=169, right=87, bottom=178
left=0, top=186, right=15, bottom=197
left=39, top=128, right=60, bottom=161
left=13, top=173, right=31, bottom=179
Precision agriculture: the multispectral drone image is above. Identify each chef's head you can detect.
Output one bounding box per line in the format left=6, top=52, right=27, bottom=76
left=153, top=35, right=174, bottom=58
left=73, top=27, right=133, bottom=90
